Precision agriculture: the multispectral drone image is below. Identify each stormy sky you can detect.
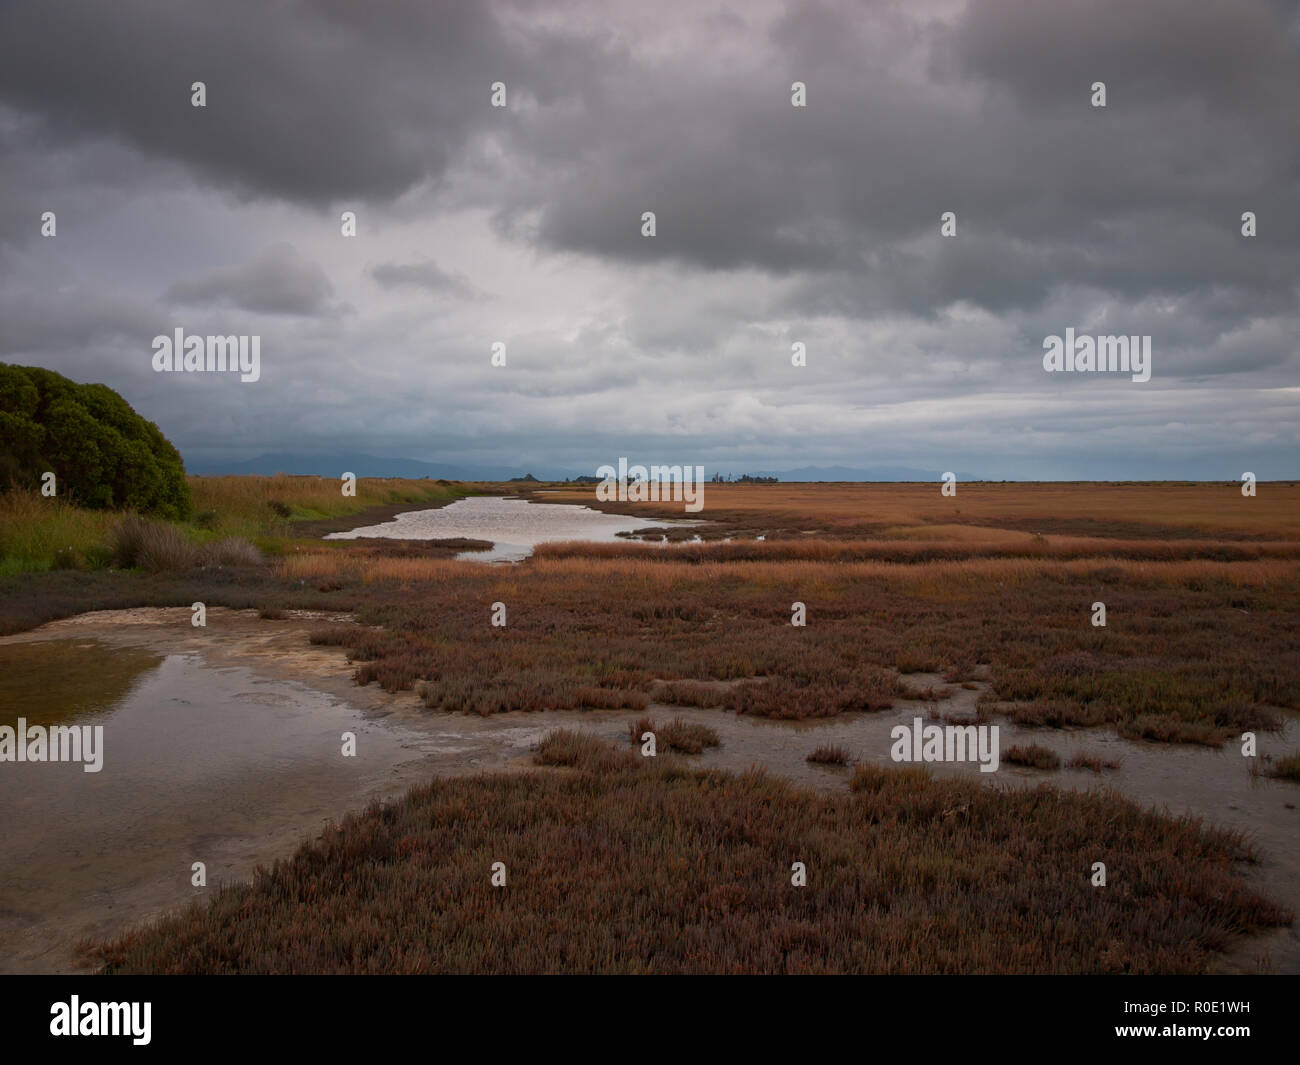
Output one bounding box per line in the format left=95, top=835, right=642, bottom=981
left=1, top=0, right=1297, bottom=479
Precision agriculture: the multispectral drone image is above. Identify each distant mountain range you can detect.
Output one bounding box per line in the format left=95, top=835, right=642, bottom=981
left=186, top=452, right=981, bottom=482
left=186, top=453, right=569, bottom=481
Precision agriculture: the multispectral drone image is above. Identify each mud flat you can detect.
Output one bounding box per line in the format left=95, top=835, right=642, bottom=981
left=1, top=609, right=1294, bottom=973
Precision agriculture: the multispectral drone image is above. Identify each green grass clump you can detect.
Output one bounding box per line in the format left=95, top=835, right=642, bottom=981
left=0, top=475, right=471, bottom=575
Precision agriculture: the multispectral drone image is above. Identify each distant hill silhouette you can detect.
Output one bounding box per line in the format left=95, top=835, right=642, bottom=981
left=186, top=452, right=566, bottom=481
left=187, top=453, right=982, bottom=483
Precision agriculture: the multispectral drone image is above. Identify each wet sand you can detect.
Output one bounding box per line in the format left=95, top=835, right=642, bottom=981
left=0, top=608, right=1295, bottom=973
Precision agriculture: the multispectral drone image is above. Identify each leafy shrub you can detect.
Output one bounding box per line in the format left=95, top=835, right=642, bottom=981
left=0, top=364, right=190, bottom=518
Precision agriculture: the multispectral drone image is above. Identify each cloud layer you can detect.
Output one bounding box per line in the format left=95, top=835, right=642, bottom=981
left=1, top=0, right=1297, bottom=478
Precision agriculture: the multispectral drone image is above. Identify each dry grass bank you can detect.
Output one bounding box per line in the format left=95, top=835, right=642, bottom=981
left=537, top=481, right=1300, bottom=540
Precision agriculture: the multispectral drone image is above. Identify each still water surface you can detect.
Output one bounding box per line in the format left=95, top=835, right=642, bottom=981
left=325, top=495, right=696, bottom=560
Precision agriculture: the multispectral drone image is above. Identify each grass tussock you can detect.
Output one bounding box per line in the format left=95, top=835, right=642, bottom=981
left=659, top=717, right=720, bottom=754
left=625, top=716, right=719, bottom=754
left=411, top=670, right=649, bottom=715
left=107, top=516, right=264, bottom=573
left=655, top=680, right=731, bottom=708
left=1066, top=752, right=1123, bottom=772
left=535, top=729, right=641, bottom=772
left=1003, top=744, right=1063, bottom=770
left=203, top=537, right=264, bottom=567
left=89, top=735, right=1290, bottom=973
left=109, top=515, right=198, bottom=572
left=1266, top=752, right=1300, bottom=783
left=806, top=745, right=852, bottom=765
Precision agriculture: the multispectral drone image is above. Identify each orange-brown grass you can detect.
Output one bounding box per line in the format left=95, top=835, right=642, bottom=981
left=655, top=680, right=731, bottom=708
left=626, top=715, right=718, bottom=753
left=620, top=715, right=719, bottom=753
left=1003, top=744, right=1063, bottom=770
left=905, top=684, right=956, bottom=701
left=526, top=554, right=1296, bottom=589
left=534, top=537, right=1300, bottom=563
left=807, top=745, right=852, bottom=765
left=659, top=717, right=720, bottom=753
left=1266, top=753, right=1300, bottom=782
left=726, top=674, right=902, bottom=719
left=1066, top=752, right=1123, bottom=772
left=535, top=481, right=1300, bottom=540
left=296, top=552, right=1299, bottom=744
left=657, top=672, right=902, bottom=719
left=89, top=734, right=1291, bottom=974
left=536, top=729, right=642, bottom=772
left=280, top=552, right=473, bottom=584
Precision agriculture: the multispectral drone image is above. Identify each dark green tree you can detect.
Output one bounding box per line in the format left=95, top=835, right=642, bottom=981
left=0, top=363, right=191, bottom=518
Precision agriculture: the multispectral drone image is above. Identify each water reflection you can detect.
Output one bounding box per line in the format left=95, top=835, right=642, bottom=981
left=325, top=495, right=701, bottom=561
left=0, top=641, right=162, bottom=727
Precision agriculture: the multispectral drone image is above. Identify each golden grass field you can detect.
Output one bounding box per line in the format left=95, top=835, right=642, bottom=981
left=543, top=479, right=1300, bottom=539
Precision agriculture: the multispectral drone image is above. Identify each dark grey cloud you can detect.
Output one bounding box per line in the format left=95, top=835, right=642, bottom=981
left=0, top=0, right=587, bottom=205
left=950, top=0, right=1300, bottom=113
left=493, top=0, right=1300, bottom=324
left=0, top=0, right=1296, bottom=479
